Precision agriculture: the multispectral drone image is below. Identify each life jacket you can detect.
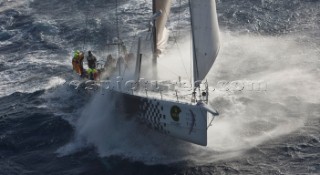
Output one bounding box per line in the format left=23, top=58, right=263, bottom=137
left=86, top=68, right=98, bottom=80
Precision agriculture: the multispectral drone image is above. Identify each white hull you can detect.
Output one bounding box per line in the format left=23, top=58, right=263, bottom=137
left=106, top=89, right=213, bottom=146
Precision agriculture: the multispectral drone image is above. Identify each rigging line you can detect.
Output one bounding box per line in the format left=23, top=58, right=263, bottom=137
left=173, top=39, right=190, bottom=79
left=82, top=1, right=98, bottom=51
left=128, top=34, right=137, bottom=53
left=82, top=15, right=88, bottom=51
left=115, top=0, right=120, bottom=40
left=115, top=1, right=129, bottom=78
left=119, top=38, right=137, bottom=77
left=189, top=32, right=192, bottom=85
left=92, top=11, right=101, bottom=50
left=120, top=43, right=132, bottom=76
left=116, top=0, right=120, bottom=57
left=117, top=34, right=136, bottom=76
left=123, top=35, right=138, bottom=76
left=188, top=0, right=195, bottom=85
left=156, top=61, right=180, bottom=77
left=177, top=0, right=182, bottom=37
left=170, top=0, right=190, bottom=81
left=82, top=0, right=95, bottom=51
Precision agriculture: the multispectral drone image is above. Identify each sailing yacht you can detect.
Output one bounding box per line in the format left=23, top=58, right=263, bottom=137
left=105, top=0, right=220, bottom=146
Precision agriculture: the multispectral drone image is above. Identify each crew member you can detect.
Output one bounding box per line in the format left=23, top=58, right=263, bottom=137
left=72, top=50, right=85, bottom=77
left=86, top=68, right=99, bottom=80
left=87, top=50, right=97, bottom=69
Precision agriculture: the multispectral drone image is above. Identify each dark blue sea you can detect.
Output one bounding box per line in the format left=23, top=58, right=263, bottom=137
left=0, top=0, right=319, bottom=174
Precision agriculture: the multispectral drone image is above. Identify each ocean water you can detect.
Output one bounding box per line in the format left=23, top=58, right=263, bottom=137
left=0, top=0, right=319, bottom=174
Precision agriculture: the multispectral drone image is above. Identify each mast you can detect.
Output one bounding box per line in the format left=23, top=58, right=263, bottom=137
left=115, top=0, right=127, bottom=76
left=135, top=38, right=142, bottom=81
left=188, top=0, right=197, bottom=89
left=116, top=0, right=120, bottom=54
left=152, top=0, right=157, bottom=64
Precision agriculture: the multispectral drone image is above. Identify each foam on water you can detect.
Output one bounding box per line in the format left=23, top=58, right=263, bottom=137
left=0, top=75, right=66, bottom=97
left=0, top=0, right=318, bottom=173
left=0, top=0, right=30, bottom=12
left=57, top=31, right=320, bottom=165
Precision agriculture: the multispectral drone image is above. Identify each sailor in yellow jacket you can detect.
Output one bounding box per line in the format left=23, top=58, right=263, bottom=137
left=72, top=50, right=85, bottom=77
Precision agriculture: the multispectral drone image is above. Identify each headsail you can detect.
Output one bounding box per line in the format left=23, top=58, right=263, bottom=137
left=153, top=0, right=172, bottom=55
left=190, top=0, right=220, bottom=82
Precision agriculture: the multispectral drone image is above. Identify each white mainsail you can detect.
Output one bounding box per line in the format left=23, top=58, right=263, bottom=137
left=189, top=0, right=220, bottom=82
left=154, top=0, right=172, bottom=54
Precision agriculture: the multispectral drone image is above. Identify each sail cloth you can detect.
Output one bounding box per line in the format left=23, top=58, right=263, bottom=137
left=154, top=0, right=172, bottom=54
left=190, top=0, right=220, bottom=82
